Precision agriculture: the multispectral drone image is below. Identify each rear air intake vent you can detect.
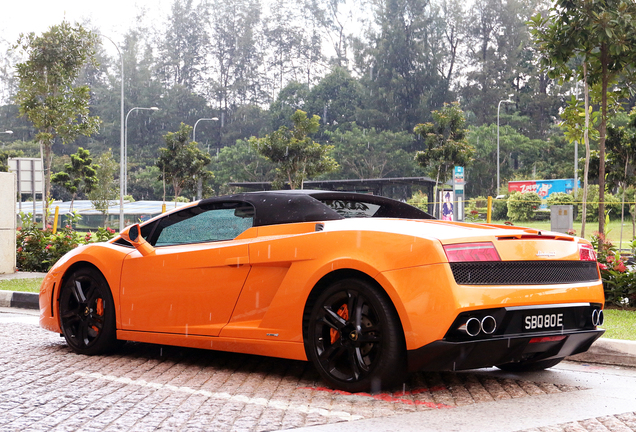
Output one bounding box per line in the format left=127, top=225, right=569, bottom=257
left=449, top=261, right=599, bottom=285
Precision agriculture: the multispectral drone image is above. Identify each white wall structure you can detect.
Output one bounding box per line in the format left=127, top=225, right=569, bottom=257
left=0, top=172, right=16, bottom=274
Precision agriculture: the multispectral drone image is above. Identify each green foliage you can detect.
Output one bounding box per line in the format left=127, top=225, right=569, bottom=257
left=156, top=123, right=213, bottom=199
left=51, top=147, right=98, bottom=209
left=415, top=102, right=474, bottom=186
left=16, top=212, right=116, bottom=272
left=14, top=21, right=101, bottom=205
left=209, top=139, right=276, bottom=195
left=0, top=149, right=23, bottom=172
left=407, top=191, right=428, bottom=212
left=250, top=110, right=338, bottom=189
left=546, top=192, right=574, bottom=207
left=324, top=125, right=420, bottom=179
left=492, top=197, right=509, bottom=221
left=507, top=191, right=541, bottom=222
left=574, top=186, right=621, bottom=222
left=591, top=233, right=636, bottom=307
left=88, top=150, right=118, bottom=221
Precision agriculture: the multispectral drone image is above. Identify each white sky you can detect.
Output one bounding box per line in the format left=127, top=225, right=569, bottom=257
left=0, top=0, right=169, bottom=51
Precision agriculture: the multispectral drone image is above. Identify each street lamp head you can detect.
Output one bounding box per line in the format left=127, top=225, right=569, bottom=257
left=150, top=107, right=160, bottom=111
left=2, top=130, right=13, bottom=134
left=211, top=117, right=219, bottom=121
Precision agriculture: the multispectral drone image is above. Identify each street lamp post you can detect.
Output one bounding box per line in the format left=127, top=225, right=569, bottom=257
left=98, top=34, right=126, bottom=231
left=193, top=117, right=219, bottom=143
left=125, top=107, right=160, bottom=196
left=192, top=118, right=219, bottom=200
left=497, top=95, right=514, bottom=195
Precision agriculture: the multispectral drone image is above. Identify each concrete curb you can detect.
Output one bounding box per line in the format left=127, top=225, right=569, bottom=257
left=0, top=290, right=38, bottom=310
left=567, top=338, right=636, bottom=367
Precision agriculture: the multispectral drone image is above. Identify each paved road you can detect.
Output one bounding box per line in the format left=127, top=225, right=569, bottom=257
left=1, top=308, right=635, bottom=432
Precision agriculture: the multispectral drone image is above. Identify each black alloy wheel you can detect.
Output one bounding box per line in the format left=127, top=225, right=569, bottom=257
left=59, top=267, right=118, bottom=355
left=305, top=278, right=406, bottom=393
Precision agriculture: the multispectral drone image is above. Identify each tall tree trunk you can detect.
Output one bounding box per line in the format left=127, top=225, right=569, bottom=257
left=598, top=44, right=609, bottom=247
left=581, top=63, right=590, bottom=238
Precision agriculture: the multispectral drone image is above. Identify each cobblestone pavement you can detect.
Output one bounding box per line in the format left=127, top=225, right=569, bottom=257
left=517, top=413, right=636, bottom=432
left=0, top=320, right=634, bottom=432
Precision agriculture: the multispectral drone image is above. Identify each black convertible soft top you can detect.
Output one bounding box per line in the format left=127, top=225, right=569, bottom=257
left=199, top=190, right=434, bottom=227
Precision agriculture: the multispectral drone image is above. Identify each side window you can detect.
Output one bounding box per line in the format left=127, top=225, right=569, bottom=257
left=153, top=203, right=254, bottom=246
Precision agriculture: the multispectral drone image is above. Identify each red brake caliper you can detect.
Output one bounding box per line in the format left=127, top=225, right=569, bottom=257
left=330, top=304, right=349, bottom=344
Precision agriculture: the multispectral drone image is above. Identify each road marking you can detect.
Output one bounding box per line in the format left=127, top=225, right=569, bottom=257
left=74, top=371, right=364, bottom=421
left=299, top=386, right=453, bottom=409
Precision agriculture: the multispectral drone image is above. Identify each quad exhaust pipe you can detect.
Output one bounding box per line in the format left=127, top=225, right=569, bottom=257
left=592, top=309, right=604, bottom=327
left=462, top=316, right=497, bottom=337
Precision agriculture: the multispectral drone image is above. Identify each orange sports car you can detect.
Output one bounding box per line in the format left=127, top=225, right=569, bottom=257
left=39, top=191, right=604, bottom=392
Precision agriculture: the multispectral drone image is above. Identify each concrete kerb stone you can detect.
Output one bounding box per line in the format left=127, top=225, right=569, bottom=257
left=0, top=290, right=38, bottom=310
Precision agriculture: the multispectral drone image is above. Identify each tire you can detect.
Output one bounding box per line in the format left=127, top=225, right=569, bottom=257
left=304, top=278, right=406, bottom=393
left=496, top=357, right=564, bottom=372
left=59, top=267, right=118, bottom=355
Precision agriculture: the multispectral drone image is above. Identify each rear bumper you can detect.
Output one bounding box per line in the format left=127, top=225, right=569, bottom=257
left=407, top=329, right=604, bottom=372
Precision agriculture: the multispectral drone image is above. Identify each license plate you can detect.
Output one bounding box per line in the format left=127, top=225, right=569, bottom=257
left=523, top=313, right=564, bottom=331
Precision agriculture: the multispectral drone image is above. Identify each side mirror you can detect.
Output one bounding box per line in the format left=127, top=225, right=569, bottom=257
left=120, top=223, right=155, bottom=256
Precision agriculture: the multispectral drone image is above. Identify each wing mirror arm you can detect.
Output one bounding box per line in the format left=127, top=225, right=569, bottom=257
left=120, top=224, right=156, bottom=256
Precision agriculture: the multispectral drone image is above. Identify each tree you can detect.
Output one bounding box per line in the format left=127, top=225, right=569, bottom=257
left=249, top=109, right=338, bottom=189
left=51, top=147, right=98, bottom=211
left=209, top=139, right=276, bottom=195
left=156, top=123, right=213, bottom=200
left=324, top=125, right=421, bottom=179
left=88, top=150, right=118, bottom=226
left=529, top=0, right=636, bottom=239
left=414, top=102, right=474, bottom=215
left=14, top=21, right=101, bottom=214
left=157, top=0, right=210, bottom=91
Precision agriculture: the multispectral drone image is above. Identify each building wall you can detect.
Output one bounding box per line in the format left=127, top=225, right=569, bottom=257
left=0, top=172, right=16, bottom=274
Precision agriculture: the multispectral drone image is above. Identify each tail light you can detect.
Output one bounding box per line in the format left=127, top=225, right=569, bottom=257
left=579, top=244, right=597, bottom=261
left=444, top=242, right=501, bottom=262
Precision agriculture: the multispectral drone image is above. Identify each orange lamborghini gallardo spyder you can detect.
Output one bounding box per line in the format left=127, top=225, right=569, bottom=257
left=39, top=191, right=604, bottom=392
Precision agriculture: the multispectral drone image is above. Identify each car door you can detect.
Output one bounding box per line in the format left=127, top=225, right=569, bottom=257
left=119, top=201, right=254, bottom=336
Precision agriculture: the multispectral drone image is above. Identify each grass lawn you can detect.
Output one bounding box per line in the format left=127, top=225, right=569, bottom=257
left=0, top=278, right=43, bottom=293
left=1, top=276, right=634, bottom=341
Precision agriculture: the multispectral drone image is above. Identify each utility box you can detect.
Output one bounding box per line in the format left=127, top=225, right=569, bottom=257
left=0, top=172, right=16, bottom=274
left=550, top=205, right=574, bottom=234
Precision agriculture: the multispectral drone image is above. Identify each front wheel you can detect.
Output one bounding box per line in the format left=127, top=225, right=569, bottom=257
left=496, top=357, right=564, bottom=372
left=304, top=278, right=406, bottom=393
left=59, top=267, right=118, bottom=355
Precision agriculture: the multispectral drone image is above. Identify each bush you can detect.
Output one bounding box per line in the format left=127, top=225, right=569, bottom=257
left=592, top=233, right=636, bottom=307
left=16, top=212, right=116, bottom=272
left=492, top=196, right=508, bottom=220
left=546, top=192, right=574, bottom=206
left=507, top=191, right=541, bottom=222
left=574, top=185, right=621, bottom=222
left=408, top=190, right=428, bottom=211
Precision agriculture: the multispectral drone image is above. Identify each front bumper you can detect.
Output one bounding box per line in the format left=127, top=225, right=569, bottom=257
left=407, top=328, right=604, bottom=372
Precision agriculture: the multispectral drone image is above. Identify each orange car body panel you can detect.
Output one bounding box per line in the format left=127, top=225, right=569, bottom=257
left=40, top=216, right=604, bottom=362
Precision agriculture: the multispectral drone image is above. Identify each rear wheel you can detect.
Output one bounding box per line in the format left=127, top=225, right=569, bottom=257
left=59, top=267, right=118, bottom=355
left=496, top=357, right=564, bottom=372
left=304, top=278, right=406, bottom=392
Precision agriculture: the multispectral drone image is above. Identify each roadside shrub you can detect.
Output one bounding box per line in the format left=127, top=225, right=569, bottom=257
left=507, top=191, right=541, bottom=222
left=592, top=233, right=636, bottom=307
left=16, top=212, right=117, bottom=272
left=574, top=186, right=621, bottom=222
left=546, top=192, right=574, bottom=206
left=492, top=195, right=508, bottom=220
left=408, top=190, right=428, bottom=211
